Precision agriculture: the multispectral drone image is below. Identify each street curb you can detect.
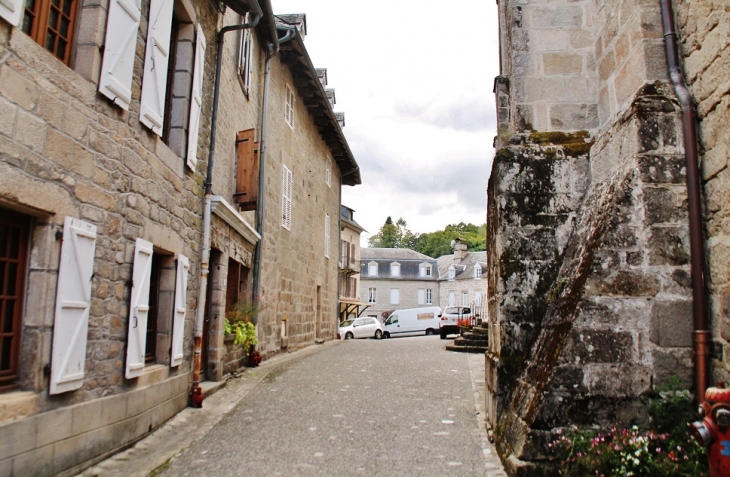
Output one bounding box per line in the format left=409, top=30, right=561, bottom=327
left=77, top=340, right=342, bottom=477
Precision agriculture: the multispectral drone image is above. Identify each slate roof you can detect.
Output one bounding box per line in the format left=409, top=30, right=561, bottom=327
left=436, top=251, right=487, bottom=281
left=361, top=248, right=434, bottom=261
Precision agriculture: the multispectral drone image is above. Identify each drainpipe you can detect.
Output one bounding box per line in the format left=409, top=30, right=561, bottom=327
left=659, top=0, right=709, bottom=405
left=251, top=25, right=296, bottom=307
left=190, top=3, right=262, bottom=408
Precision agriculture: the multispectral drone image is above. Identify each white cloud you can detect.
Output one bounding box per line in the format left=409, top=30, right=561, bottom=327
left=272, top=0, right=501, bottom=240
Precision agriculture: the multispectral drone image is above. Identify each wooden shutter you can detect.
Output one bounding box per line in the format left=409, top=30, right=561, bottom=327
left=50, top=217, right=97, bottom=394
left=126, top=238, right=153, bottom=378
left=186, top=24, right=206, bottom=170
left=324, top=214, right=330, bottom=258
left=0, top=0, right=22, bottom=26
left=170, top=254, right=189, bottom=367
left=98, top=0, right=141, bottom=110
left=235, top=128, right=259, bottom=211
left=139, top=0, right=173, bottom=135
left=282, top=165, right=292, bottom=230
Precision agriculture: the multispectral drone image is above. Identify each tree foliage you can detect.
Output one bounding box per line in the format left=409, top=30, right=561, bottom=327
left=367, top=217, right=486, bottom=258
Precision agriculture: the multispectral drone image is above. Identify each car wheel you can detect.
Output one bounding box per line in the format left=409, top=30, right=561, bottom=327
left=345, top=332, right=354, bottom=340
left=374, top=330, right=383, bottom=340
left=425, top=329, right=435, bottom=336
left=440, top=331, right=446, bottom=340
left=384, top=332, right=390, bottom=339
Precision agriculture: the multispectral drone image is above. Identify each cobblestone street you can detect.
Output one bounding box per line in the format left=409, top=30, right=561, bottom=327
left=81, top=338, right=506, bottom=477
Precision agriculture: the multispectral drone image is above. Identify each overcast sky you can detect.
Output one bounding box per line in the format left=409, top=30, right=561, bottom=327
left=272, top=0, right=500, bottom=243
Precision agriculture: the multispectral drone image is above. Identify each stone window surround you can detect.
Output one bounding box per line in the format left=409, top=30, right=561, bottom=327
left=419, top=263, right=432, bottom=277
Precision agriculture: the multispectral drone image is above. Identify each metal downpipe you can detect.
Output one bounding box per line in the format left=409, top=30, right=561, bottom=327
left=190, top=4, right=262, bottom=408
left=659, top=0, right=709, bottom=404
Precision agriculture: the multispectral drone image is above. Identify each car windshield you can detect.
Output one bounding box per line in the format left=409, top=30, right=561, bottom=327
left=339, top=320, right=354, bottom=327
left=445, top=307, right=460, bottom=314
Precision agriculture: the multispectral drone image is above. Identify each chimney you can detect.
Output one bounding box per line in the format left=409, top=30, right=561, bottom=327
left=453, top=240, right=468, bottom=261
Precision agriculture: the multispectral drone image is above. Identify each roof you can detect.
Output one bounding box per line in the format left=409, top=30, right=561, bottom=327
left=436, top=251, right=487, bottom=281
left=269, top=15, right=361, bottom=186
left=361, top=248, right=435, bottom=261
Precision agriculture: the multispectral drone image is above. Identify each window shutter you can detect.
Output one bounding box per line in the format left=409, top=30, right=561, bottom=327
left=98, top=0, right=142, bottom=110
left=238, top=25, right=253, bottom=95
left=324, top=214, right=330, bottom=258
left=235, top=128, right=259, bottom=211
left=417, top=289, right=424, bottom=305
left=186, top=24, right=206, bottom=170
left=170, top=254, right=189, bottom=367
left=282, top=165, right=292, bottom=230
left=0, top=0, right=21, bottom=26
left=50, top=217, right=97, bottom=395
left=125, top=238, right=153, bottom=379
left=139, top=0, right=174, bottom=135
left=390, top=289, right=399, bottom=305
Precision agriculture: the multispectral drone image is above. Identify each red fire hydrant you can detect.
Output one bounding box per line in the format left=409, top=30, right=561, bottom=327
left=691, top=384, right=730, bottom=476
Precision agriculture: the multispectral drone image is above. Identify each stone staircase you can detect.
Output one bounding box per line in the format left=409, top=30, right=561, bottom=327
left=445, top=324, right=489, bottom=353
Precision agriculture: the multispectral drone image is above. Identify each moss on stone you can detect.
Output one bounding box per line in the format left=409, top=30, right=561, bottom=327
left=529, top=130, right=592, bottom=156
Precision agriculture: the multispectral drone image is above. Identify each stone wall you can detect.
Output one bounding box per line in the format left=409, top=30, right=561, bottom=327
left=675, top=0, right=730, bottom=386
left=359, top=277, right=438, bottom=319
left=256, top=58, right=341, bottom=355
left=489, top=1, right=701, bottom=474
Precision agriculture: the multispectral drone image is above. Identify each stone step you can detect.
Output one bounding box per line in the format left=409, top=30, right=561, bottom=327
left=461, top=331, right=489, bottom=342
left=445, top=344, right=488, bottom=354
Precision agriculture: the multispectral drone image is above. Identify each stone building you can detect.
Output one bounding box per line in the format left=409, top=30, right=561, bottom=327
left=359, top=248, right=439, bottom=320
left=339, top=205, right=366, bottom=322
left=436, top=240, right=487, bottom=313
left=487, top=0, right=728, bottom=474
left=0, top=0, right=359, bottom=472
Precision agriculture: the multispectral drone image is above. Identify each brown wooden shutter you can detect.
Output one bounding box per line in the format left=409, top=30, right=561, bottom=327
left=235, top=128, right=259, bottom=211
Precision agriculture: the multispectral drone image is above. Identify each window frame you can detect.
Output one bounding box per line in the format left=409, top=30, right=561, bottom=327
left=326, top=157, right=332, bottom=188
left=285, top=85, right=295, bottom=129
left=390, top=262, right=400, bottom=277
left=426, top=288, right=433, bottom=305
left=282, top=165, right=292, bottom=230
left=368, top=287, right=376, bottom=304
left=238, top=13, right=254, bottom=97
left=324, top=213, right=330, bottom=258
left=0, top=209, right=30, bottom=392
left=474, top=264, right=482, bottom=279
left=448, top=266, right=455, bottom=281
left=22, top=0, right=80, bottom=65
left=368, top=262, right=378, bottom=277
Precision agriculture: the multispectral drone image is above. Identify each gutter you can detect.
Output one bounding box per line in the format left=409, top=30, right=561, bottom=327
left=190, top=2, right=262, bottom=408
left=251, top=25, right=296, bottom=311
left=659, top=0, right=709, bottom=404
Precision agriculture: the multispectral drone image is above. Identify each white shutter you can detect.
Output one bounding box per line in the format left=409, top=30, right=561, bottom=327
left=186, top=25, right=206, bottom=171
left=449, top=291, right=455, bottom=306
left=324, top=214, right=330, bottom=258
left=238, top=24, right=252, bottom=95
left=417, top=289, right=425, bottom=305
left=0, top=0, right=22, bottom=27
left=170, top=254, right=189, bottom=367
left=282, top=165, right=292, bottom=230
left=475, top=291, right=482, bottom=306
left=98, top=0, right=142, bottom=110
left=50, top=217, right=97, bottom=395
left=125, top=238, right=153, bottom=378
left=139, top=0, right=174, bottom=135
left=390, top=288, right=399, bottom=305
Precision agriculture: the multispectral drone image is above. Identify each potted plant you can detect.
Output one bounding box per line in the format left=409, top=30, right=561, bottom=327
left=457, top=317, right=472, bottom=335
left=224, top=299, right=264, bottom=362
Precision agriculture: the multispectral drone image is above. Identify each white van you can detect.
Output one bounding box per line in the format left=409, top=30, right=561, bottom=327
left=382, top=306, right=442, bottom=338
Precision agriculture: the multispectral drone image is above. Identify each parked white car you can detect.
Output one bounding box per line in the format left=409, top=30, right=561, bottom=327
left=439, top=306, right=475, bottom=339
left=382, top=306, right=442, bottom=338
left=338, top=316, right=383, bottom=340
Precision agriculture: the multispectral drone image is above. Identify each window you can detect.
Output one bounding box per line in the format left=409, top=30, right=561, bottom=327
left=390, top=263, right=400, bottom=277
left=419, top=263, right=432, bottom=277
left=474, top=291, right=482, bottom=306
left=426, top=289, right=433, bottom=305
left=368, top=262, right=378, bottom=277
left=326, top=158, right=332, bottom=187
left=368, top=288, right=376, bottom=304
left=238, top=14, right=253, bottom=96
left=282, top=165, right=292, bottom=230
left=462, top=291, right=469, bottom=306
left=235, top=128, right=259, bottom=211
left=324, top=214, right=330, bottom=258
left=21, top=0, right=79, bottom=65
left=285, top=85, right=295, bottom=129
left=448, top=266, right=455, bottom=281
left=0, top=209, right=30, bottom=391
left=98, top=0, right=204, bottom=169
left=390, top=288, right=399, bottom=305
left=474, top=264, right=482, bottom=279
left=418, top=289, right=425, bottom=305
left=449, top=291, right=455, bottom=306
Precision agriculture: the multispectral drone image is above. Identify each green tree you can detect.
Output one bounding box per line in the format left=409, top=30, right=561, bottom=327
left=368, top=217, right=418, bottom=248
left=413, top=222, right=486, bottom=258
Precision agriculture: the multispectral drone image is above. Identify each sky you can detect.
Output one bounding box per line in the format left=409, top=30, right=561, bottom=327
left=271, top=0, right=501, bottom=244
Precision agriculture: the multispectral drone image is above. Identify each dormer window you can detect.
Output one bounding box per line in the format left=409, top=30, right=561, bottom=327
left=474, top=264, right=482, bottom=279
left=448, top=265, right=455, bottom=281
left=390, top=263, right=400, bottom=277
left=419, top=263, right=432, bottom=277
left=368, top=262, right=378, bottom=277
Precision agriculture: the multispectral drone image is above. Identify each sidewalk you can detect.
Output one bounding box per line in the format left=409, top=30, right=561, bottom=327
left=77, top=341, right=341, bottom=477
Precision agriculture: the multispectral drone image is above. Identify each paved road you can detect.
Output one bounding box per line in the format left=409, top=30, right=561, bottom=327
left=159, top=336, right=505, bottom=477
